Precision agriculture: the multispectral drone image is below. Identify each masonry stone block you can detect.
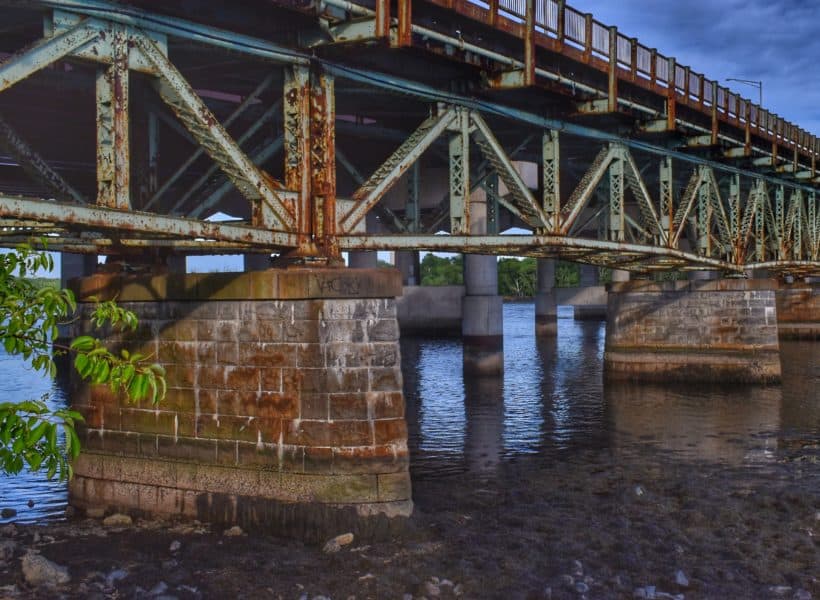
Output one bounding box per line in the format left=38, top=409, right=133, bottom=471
left=66, top=268, right=411, bottom=540
left=604, top=280, right=782, bottom=383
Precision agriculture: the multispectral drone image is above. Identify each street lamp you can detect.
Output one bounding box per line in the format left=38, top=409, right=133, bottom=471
left=726, top=78, right=763, bottom=106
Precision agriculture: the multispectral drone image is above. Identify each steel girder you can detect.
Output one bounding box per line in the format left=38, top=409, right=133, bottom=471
left=0, top=3, right=816, bottom=277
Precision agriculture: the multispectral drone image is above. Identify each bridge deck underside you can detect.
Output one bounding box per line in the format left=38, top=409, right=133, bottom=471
left=0, top=0, right=816, bottom=276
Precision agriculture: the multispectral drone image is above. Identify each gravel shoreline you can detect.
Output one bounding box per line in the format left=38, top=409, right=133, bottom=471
left=0, top=442, right=817, bottom=599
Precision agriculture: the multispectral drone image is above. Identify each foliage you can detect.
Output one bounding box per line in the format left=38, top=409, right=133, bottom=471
left=555, top=261, right=580, bottom=288
left=498, top=258, right=536, bottom=297
left=420, top=254, right=463, bottom=286
left=0, top=244, right=165, bottom=481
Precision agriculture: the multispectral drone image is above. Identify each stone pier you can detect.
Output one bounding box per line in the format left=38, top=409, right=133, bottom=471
left=67, top=268, right=411, bottom=540
left=776, top=281, right=819, bottom=340
left=604, top=280, right=781, bottom=383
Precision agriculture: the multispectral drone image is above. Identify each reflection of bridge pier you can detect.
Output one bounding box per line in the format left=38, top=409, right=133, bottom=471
left=604, top=381, right=781, bottom=464
left=463, top=377, right=505, bottom=473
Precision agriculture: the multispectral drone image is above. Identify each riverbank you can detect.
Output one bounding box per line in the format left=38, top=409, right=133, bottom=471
left=0, top=440, right=817, bottom=599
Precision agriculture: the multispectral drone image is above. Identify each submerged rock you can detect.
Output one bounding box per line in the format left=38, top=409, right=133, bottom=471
left=1, top=508, right=17, bottom=519
left=102, top=514, right=132, bottom=527
left=21, top=552, right=71, bottom=587
left=322, top=533, right=354, bottom=553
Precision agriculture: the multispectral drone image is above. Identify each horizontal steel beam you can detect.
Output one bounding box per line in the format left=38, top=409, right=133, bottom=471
left=0, top=195, right=298, bottom=248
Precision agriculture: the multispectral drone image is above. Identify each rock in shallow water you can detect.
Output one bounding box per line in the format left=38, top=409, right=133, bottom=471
left=674, top=570, right=689, bottom=588
left=21, top=552, right=70, bottom=587
left=322, top=533, right=354, bottom=553
left=102, top=514, right=132, bottom=527
left=1, top=508, right=17, bottom=519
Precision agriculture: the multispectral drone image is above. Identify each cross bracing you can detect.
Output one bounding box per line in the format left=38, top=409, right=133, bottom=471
left=0, top=1, right=816, bottom=276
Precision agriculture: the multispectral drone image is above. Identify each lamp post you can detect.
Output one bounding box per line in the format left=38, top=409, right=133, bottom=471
left=726, top=78, right=763, bottom=106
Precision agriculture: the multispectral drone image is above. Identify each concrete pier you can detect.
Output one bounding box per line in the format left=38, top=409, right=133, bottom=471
left=776, top=281, right=820, bottom=340
left=462, top=189, right=503, bottom=375
left=604, top=280, right=781, bottom=383
left=66, top=268, right=412, bottom=540
left=573, top=264, right=607, bottom=320
left=534, top=259, right=557, bottom=336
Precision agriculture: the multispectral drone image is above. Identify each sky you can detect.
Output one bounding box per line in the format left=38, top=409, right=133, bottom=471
left=570, top=0, right=820, bottom=135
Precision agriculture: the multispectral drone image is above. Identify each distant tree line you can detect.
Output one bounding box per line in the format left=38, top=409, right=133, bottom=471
left=418, top=254, right=596, bottom=297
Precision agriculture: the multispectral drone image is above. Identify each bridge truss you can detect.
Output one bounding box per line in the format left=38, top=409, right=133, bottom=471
left=0, top=0, right=817, bottom=276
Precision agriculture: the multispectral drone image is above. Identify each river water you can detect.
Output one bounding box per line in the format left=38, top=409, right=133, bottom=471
left=2, top=302, right=816, bottom=524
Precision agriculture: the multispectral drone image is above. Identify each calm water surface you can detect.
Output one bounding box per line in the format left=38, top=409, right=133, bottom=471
left=1, top=302, right=818, bottom=522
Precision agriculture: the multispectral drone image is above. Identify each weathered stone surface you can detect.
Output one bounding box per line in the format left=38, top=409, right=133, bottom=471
left=604, top=280, right=782, bottom=383
left=68, top=269, right=412, bottom=539
left=776, top=283, right=819, bottom=340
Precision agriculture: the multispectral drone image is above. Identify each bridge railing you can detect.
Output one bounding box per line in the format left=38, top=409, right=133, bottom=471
left=441, top=0, right=819, bottom=166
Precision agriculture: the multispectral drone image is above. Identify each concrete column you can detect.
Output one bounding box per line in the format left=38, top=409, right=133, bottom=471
left=462, top=188, right=503, bottom=376
left=66, top=268, right=411, bottom=540
left=579, top=263, right=599, bottom=286
left=167, top=255, right=186, bottom=274
left=776, top=280, right=820, bottom=340
left=611, top=269, right=630, bottom=283
left=574, top=264, right=606, bottom=320
left=688, top=270, right=718, bottom=281
left=243, top=253, right=270, bottom=271
left=535, top=258, right=557, bottom=336
left=395, top=251, right=419, bottom=285
left=604, top=279, right=781, bottom=383
left=60, top=253, right=96, bottom=290
left=348, top=250, right=378, bottom=269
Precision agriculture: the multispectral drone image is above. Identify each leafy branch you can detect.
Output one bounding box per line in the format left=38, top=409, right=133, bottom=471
left=0, top=242, right=165, bottom=481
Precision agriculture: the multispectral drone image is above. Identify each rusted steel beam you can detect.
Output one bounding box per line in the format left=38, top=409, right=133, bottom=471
left=310, top=70, right=338, bottom=258
left=0, top=195, right=298, bottom=248
left=396, top=0, right=413, bottom=47
left=134, top=32, right=295, bottom=231
left=375, top=0, right=390, bottom=39
left=95, top=25, right=130, bottom=210
left=144, top=73, right=277, bottom=211
left=0, top=112, right=86, bottom=204
left=341, top=106, right=457, bottom=233
left=0, top=20, right=99, bottom=93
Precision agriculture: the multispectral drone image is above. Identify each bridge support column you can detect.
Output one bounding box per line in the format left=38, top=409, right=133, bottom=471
left=348, top=250, right=378, bottom=269
left=60, top=253, right=96, bottom=290
left=604, top=280, right=781, bottom=383
left=535, top=258, right=557, bottom=336
left=462, top=187, right=503, bottom=375
left=776, top=280, right=820, bottom=340
left=66, top=268, right=412, bottom=540
left=395, top=251, right=420, bottom=286
left=574, top=264, right=606, bottom=320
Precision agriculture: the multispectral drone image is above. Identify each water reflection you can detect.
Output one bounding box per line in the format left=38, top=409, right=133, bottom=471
left=403, top=302, right=820, bottom=478
left=0, top=349, right=69, bottom=523
left=604, top=382, right=781, bottom=465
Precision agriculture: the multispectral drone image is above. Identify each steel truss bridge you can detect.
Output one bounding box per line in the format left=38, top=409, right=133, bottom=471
left=0, top=0, right=818, bottom=276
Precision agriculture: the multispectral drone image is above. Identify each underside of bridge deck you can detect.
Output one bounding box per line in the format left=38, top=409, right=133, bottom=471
left=1, top=0, right=818, bottom=537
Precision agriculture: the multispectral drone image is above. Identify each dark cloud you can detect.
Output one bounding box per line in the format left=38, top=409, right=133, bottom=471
left=571, top=0, right=820, bottom=133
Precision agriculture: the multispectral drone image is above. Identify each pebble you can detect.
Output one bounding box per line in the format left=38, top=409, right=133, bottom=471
left=794, top=590, right=812, bottom=600
left=634, top=485, right=646, bottom=497
left=102, top=514, right=132, bottom=527
left=402, top=594, right=413, bottom=600
left=105, top=569, right=128, bottom=587
left=86, top=508, right=106, bottom=519
left=26, top=500, right=34, bottom=508
left=223, top=526, right=243, bottom=537
left=674, top=570, right=689, bottom=588
left=572, top=560, right=584, bottom=576
left=150, top=581, right=169, bottom=596
left=0, top=525, right=16, bottom=537
left=0, top=540, right=17, bottom=561
left=561, top=574, right=575, bottom=588
left=575, top=581, right=590, bottom=594
left=453, top=583, right=464, bottom=596
left=322, top=532, right=354, bottom=553
left=169, top=540, right=181, bottom=553
left=21, top=551, right=71, bottom=587
left=424, top=581, right=441, bottom=597
left=1, top=508, right=17, bottom=519
left=769, top=586, right=793, bottom=597
left=634, top=586, right=656, bottom=599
